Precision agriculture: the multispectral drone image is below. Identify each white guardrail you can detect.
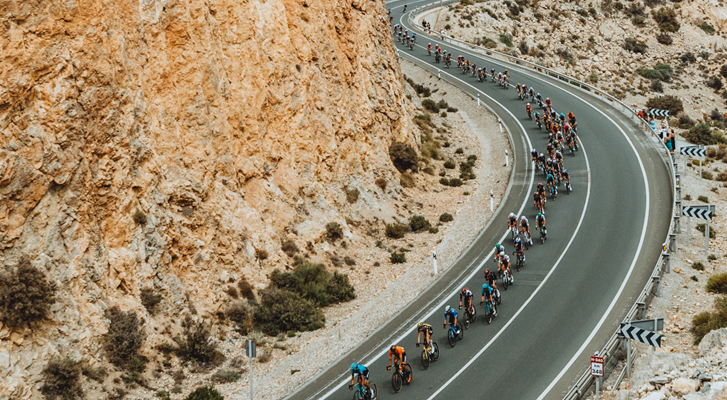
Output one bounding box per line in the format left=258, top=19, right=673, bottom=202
left=403, top=2, right=680, bottom=399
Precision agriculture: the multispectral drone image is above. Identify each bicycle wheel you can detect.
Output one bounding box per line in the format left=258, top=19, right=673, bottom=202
left=495, top=290, right=502, bottom=305
left=353, top=386, right=363, bottom=400
left=463, top=313, right=470, bottom=330
left=370, top=382, right=378, bottom=400
left=421, top=348, right=430, bottom=369
left=392, top=372, right=402, bottom=393
left=502, top=274, right=509, bottom=290
left=486, top=303, right=493, bottom=324
left=540, top=231, right=545, bottom=244
left=471, top=306, right=477, bottom=323
left=404, top=364, right=413, bottom=384
left=448, top=329, right=456, bottom=347
left=431, top=342, right=440, bottom=361
left=457, top=323, right=464, bottom=340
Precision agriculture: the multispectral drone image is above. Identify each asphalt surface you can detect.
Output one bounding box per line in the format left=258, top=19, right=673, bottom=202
left=288, top=2, right=673, bottom=399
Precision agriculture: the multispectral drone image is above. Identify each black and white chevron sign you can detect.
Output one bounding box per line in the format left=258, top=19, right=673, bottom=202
left=620, top=323, right=662, bottom=347
left=682, top=206, right=713, bottom=220
left=649, top=109, right=670, bottom=117
left=680, top=146, right=706, bottom=157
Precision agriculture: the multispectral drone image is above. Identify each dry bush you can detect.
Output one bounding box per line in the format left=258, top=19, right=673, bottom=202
left=41, top=358, right=83, bottom=400
left=237, top=277, right=255, bottom=301
left=692, top=295, right=727, bottom=344
left=344, top=256, right=356, bottom=266
left=389, top=142, right=419, bottom=172
left=375, top=178, right=387, bottom=191
left=345, top=188, right=360, bottom=204
left=225, top=300, right=254, bottom=334
left=707, top=273, right=727, bottom=294
left=255, top=248, right=269, bottom=260
left=141, top=287, right=162, bottom=314
left=385, top=223, right=407, bottom=239
left=281, top=240, right=299, bottom=257
left=400, top=172, right=415, bottom=188
left=0, top=258, right=57, bottom=329
left=103, top=307, right=147, bottom=373
left=173, top=316, right=224, bottom=366
left=226, top=286, right=239, bottom=299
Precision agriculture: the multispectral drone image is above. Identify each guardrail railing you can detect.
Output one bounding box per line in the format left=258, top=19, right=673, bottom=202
left=402, top=4, right=679, bottom=399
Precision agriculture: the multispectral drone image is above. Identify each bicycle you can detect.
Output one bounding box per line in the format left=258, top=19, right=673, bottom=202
left=419, top=341, right=440, bottom=369
left=446, top=322, right=463, bottom=347
left=513, top=251, right=524, bottom=272
left=352, top=381, right=378, bottom=400
left=463, top=304, right=477, bottom=329
left=391, top=362, right=412, bottom=393
left=481, top=299, right=496, bottom=324
left=539, top=226, right=548, bottom=244
left=549, top=183, right=557, bottom=200
left=500, top=267, right=513, bottom=290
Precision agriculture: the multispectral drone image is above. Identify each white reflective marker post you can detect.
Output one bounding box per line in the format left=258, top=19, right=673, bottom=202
left=490, top=190, right=494, bottom=212
left=505, top=149, right=509, bottom=167
left=246, top=340, right=256, bottom=400
left=432, top=250, right=438, bottom=275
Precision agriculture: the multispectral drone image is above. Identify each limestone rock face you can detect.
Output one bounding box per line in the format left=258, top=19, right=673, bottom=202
left=0, top=0, right=414, bottom=381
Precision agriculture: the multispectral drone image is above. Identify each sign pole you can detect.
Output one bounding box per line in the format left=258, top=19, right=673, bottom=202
left=595, top=377, right=600, bottom=400
left=687, top=216, right=690, bottom=246
left=705, top=219, right=710, bottom=256
left=250, top=356, right=254, bottom=400
left=626, top=339, right=631, bottom=378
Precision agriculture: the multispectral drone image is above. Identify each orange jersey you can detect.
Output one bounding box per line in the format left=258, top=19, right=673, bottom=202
left=389, top=346, right=405, bottom=361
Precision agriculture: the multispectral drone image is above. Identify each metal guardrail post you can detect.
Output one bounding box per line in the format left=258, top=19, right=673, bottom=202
left=652, top=276, right=661, bottom=297
left=674, top=214, right=681, bottom=234
left=662, top=252, right=670, bottom=273
left=669, top=233, right=677, bottom=252
left=636, top=302, right=646, bottom=320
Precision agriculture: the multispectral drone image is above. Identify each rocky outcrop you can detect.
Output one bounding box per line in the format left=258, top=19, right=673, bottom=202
left=0, top=0, right=415, bottom=395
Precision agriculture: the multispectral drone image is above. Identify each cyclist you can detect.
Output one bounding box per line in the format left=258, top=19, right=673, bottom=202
left=459, top=287, right=474, bottom=312
left=545, top=97, right=552, bottom=108
left=403, top=4, right=407, bottom=12
left=507, top=213, right=518, bottom=238
left=530, top=148, right=539, bottom=163
left=480, top=281, right=498, bottom=316
left=498, top=251, right=513, bottom=281
left=522, top=84, right=528, bottom=96
left=443, top=305, right=460, bottom=334
left=562, top=168, right=572, bottom=191
left=520, top=215, right=532, bottom=245
left=516, top=83, right=522, bottom=96
left=546, top=171, right=556, bottom=195
left=493, top=243, right=505, bottom=263
left=427, top=43, right=432, bottom=56
left=535, top=92, right=543, bottom=106
left=514, top=237, right=525, bottom=262
left=387, top=345, right=408, bottom=379
left=533, top=190, right=544, bottom=214
left=554, top=150, right=564, bottom=169
left=416, top=322, right=433, bottom=349
left=526, top=102, right=532, bottom=119
left=350, top=362, right=373, bottom=398
left=411, top=33, right=416, bottom=43
left=536, top=212, right=546, bottom=232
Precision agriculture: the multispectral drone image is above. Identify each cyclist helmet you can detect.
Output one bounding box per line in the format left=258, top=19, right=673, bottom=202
left=509, top=212, right=516, bottom=218
left=515, top=237, right=522, bottom=244
left=445, top=305, right=451, bottom=313
left=466, top=287, right=469, bottom=291
left=499, top=251, right=505, bottom=257
left=537, top=212, right=542, bottom=217
left=390, top=345, right=397, bottom=352
left=484, top=268, right=489, bottom=276
left=538, top=182, right=543, bottom=187
left=527, top=102, right=531, bottom=107
left=495, top=243, right=501, bottom=249
left=351, top=362, right=358, bottom=372
left=535, top=112, right=540, bottom=116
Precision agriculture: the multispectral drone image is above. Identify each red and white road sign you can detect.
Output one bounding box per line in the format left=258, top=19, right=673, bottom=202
left=590, top=355, right=604, bottom=377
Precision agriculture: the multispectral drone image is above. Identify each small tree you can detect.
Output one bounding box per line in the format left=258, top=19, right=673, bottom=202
left=0, top=258, right=57, bottom=329
left=40, top=358, right=83, bottom=400
left=185, top=386, right=224, bottom=400
left=652, top=7, right=680, bottom=32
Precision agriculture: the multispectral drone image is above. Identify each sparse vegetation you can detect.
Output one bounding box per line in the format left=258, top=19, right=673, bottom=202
left=133, top=209, right=148, bottom=225
left=238, top=276, right=255, bottom=301
left=391, top=252, right=407, bottom=264
left=345, top=188, right=360, bottom=204
left=646, top=95, right=684, bottom=115
left=212, top=369, right=241, bottom=383
left=409, top=215, right=432, bottom=232
left=389, top=142, right=419, bottom=172
left=225, top=300, right=254, bottom=334
left=172, top=316, right=224, bottom=366
left=103, top=307, right=147, bottom=375
left=623, top=37, right=647, bottom=53
left=699, top=23, right=716, bottom=35
left=375, top=178, right=387, bottom=191
left=652, top=7, right=680, bottom=32
left=282, top=240, right=299, bottom=257
left=400, top=172, right=415, bottom=188
left=680, top=51, right=697, bottom=63
left=440, top=213, right=454, bottom=222
left=326, top=222, right=344, bottom=241
left=707, top=273, right=727, bottom=294
left=0, top=258, right=57, bottom=329
left=141, top=287, right=163, bottom=314
left=499, top=34, right=514, bottom=47
left=684, top=123, right=715, bottom=145
left=692, top=261, right=705, bottom=271
left=696, top=223, right=717, bottom=239
left=385, top=223, right=407, bottom=239
left=698, top=195, right=709, bottom=203
left=254, top=287, right=325, bottom=336
left=656, top=33, right=673, bottom=45
left=184, top=386, right=224, bottom=400
left=692, top=295, right=727, bottom=344
left=268, top=260, right=355, bottom=307
left=706, top=76, right=723, bottom=92
left=41, top=358, right=83, bottom=400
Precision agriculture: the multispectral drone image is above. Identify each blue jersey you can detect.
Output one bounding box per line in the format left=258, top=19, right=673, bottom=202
left=546, top=174, right=554, bottom=183
left=351, top=363, right=368, bottom=377
left=482, top=283, right=493, bottom=297
left=444, top=309, right=458, bottom=324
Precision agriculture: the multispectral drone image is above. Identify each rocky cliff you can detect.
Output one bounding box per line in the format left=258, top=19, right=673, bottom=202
left=0, top=0, right=414, bottom=394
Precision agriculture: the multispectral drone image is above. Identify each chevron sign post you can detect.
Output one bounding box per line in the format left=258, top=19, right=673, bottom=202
left=680, top=145, right=706, bottom=181
left=621, top=323, right=662, bottom=346
left=649, top=109, right=670, bottom=117
left=682, top=205, right=715, bottom=255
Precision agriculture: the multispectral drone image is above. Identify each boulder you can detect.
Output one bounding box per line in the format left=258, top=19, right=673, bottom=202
left=698, top=328, right=727, bottom=357
left=672, top=378, right=700, bottom=395
left=650, top=376, right=670, bottom=385
left=642, top=391, right=666, bottom=400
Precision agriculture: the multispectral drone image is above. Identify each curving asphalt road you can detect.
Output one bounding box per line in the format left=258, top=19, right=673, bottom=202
left=288, top=2, right=673, bottom=399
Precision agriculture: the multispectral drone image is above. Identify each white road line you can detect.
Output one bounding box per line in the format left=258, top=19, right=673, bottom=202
left=425, top=143, right=593, bottom=400
left=314, top=54, right=540, bottom=400
left=401, top=20, right=652, bottom=400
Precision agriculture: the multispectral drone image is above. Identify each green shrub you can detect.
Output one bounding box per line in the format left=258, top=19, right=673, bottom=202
left=680, top=51, right=697, bottom=63
left=692, top=261, right=706, bottom=271
left=440, top=112, right=447, bottom=118
left=684, top=123, right=715, bottom=145
left=212, top=369, right=241, bottom=383
left=326, top=222, right=343, bottom=241
left=652, top=7, right=680, bottom=32
left=692, top=275, right=699, bottom=282
left=269, top=260, right=355, bottom=306
left=80, top=362, right=107, bottom=383
left=156, top=390, right=172, bottom=400
left=440, top=213, right=454, bottom=222
left=409, top=215, right=431, bottom=232
left=677, top=113, right=695, bottom=128
left=0, top=258, right=57, bottom=329
left=589, top=72, right=599, bottom=83
left=133, top=209, right=148, bottom=225
left=141, top=287, right=162, bottom=314
left=225, top=300, right=254, bottom=334
left=185, top=386, right=224, bottom=400
left=706, top=76, right=723, bottom=92
left=282, top=240, right=299, bottom=257
left=455, top=148, right=464, bottom=154
left=389, top=142, right=419, bottom=172
left=696, top=223, right=717, bottom=239
left=346, top=188, right=360, bottom=204
left=482, top=37, right=497, bottom=48
left=707, top=273, right=727, bottom=294
left=104, top=307, right=147, bottom=372
left=709, top=254, right=718, bottom=261
left=692, top=296, right=727, bottom=344
left=444, top=160, right=456, bottom=169
left=429, top=226, right=439, bottom=233
left=698, top=195, right=709, bottom=203
left=400, top=172, right=415, bottom=188
left=390, top=252, right=407, bottom=264
left=623, top=38, right=648, bottom=53
left=499, top=34, right=514, bottom=47
left=172, top=316, right=224, bottom=365
left=385, top=223, right=407, bottom=239
left=41, top=358, right=83, bottom=400
left=449, top=178, right=464, bottom=187
left=646, top=95, right=684, bottom=115
left=254, top=288, right=325, bottom=336
left=422, top=99, right=438, bottom=112
left=650, top=79, right=664, bottom=93
left=439, top=178, right=450, bottom=186
left=656, top=33, right=673, bottom=45
left=700, top=23, right=716, bottom=35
